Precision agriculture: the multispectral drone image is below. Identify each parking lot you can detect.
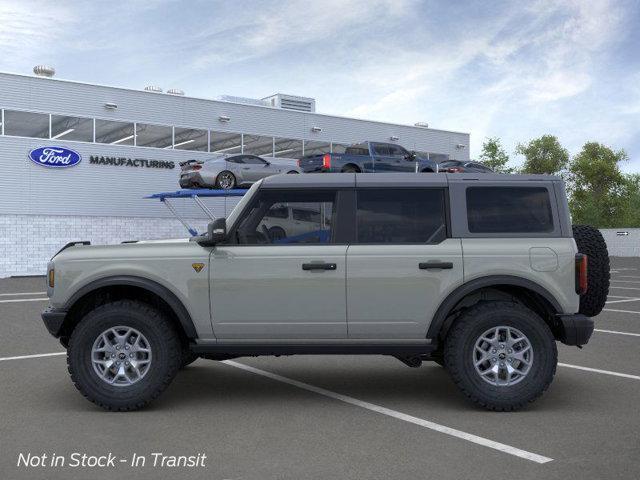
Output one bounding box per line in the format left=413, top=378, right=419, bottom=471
left=1, top=258, right=639, bottom=480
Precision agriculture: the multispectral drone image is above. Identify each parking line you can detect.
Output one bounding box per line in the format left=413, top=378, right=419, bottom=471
left=559, top=363, right=640, bottom=381
left=609, top=285, right=640, bottom=292
left=0, top=298, right=48, bottom=304
left=0, top=352, right=65, bottom=362
left=0, top=292, right=47, bottom=297
left=222, top=360, right=553, bottom=464
left=605, top=298, right=640, bottom=304
left=594, top=328, right=640, bottom=337
left=603, top=308, right=640, bottom=315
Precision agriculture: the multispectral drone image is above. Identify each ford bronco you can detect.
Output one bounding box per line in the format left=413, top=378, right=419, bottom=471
left=42, top=173, right=609, bottom=411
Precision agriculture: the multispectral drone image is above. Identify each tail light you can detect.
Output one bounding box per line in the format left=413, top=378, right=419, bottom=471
left=445, top=167, right=464, bottom=173
left=575, top=253, right=588, bottom=295
left=322, top=153, right=331, bottom=169
left=297, top=159, right=301, bottom=167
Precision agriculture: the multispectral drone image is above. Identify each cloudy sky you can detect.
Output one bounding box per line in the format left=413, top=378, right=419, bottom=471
left=1, top=0, right=639, bottom=169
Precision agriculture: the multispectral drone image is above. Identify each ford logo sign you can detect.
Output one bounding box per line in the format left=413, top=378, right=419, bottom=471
left=28, top=146, right=82, bottom=168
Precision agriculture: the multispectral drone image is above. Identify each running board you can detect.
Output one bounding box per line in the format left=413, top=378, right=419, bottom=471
left=190, top=343, right=437, bottom=356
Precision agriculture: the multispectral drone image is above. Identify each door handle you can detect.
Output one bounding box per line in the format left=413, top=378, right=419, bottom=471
left=302, top=262, right=337, bottom=271
left=419, top=261, right=453, bottom=270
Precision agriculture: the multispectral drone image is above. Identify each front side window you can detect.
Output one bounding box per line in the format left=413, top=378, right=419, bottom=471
left=466, top=187, right=554, bottom=233
left=356, top=189, right=447, bottom=244
left=242, top=155, right=267, bottom=165
left=235, top=190, right=335, bottom=244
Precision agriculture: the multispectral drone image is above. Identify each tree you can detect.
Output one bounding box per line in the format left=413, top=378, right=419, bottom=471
left=568, top=142, right=628, bottom=227
left=479, top=137, right=513, bottom=173
left=516, top=135, right=569, bottom=175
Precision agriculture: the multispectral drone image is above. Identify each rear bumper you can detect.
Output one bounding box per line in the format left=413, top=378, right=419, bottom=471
left=556, top=314, right=594, bottom=346
left=42, top=307, right=67, bottom=338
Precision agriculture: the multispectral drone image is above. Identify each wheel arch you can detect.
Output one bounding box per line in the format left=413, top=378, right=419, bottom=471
left=341, top=163, right=361, bottom=173
left=427, top=275, right=562, bottom=342
left=60, top=276, right=197, bottom=344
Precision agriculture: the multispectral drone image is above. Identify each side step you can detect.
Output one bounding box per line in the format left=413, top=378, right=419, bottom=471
left=190, top=343, right=437, bottom=357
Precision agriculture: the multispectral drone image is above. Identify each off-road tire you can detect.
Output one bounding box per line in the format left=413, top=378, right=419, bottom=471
left=444, top=301, right=557, bottom=411
left=67, top=300, right=182, bottom=411
left=572, top=224, right=610, bottom=317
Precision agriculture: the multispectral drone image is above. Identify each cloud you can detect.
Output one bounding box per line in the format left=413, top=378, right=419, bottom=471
left=0, top=1, right=76, bottom=67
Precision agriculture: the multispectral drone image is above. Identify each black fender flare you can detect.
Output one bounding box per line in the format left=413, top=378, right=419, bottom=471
left=64, top=275, right=198, bottom=338
left=426, top=275, right=562, bottom=340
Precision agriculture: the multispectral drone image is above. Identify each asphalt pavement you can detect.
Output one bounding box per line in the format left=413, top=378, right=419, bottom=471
left=0, top=257, right=638, bottom=480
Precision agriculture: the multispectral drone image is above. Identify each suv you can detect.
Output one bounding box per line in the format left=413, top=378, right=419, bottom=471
left=42, top=173, right=609, bottom=411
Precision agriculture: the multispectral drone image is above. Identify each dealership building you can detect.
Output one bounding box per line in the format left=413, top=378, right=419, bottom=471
left=0, top=68, right=470, bottom=277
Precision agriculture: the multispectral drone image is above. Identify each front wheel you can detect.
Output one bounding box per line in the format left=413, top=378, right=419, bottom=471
left=444, top=301, right=557, bottom=411
left=67, top=300, right=182, bottom=411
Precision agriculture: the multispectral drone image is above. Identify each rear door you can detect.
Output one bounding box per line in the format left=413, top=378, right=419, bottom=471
left=346, top=185, right=463, bottom=339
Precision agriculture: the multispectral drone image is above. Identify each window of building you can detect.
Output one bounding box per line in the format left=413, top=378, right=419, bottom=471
left=273, top=137, right=303, bottom=158
left=466, top=187, right=553, bottom=233
left=173, top=127, right=208, bottom=151
left=356, top=189, right=447, bottom=244
left=235, top=190, right=335, bottom=244
left=135, top=123, right=173, bottom=148
left=210, top=131, right=242, bottom=154
left=95, top=119, right=135, bottom=145
left=243, top=135, right=274, bottom=156
left=303, top=140, right=331, bottom=156
left=3, top=110, right=49, bottom=138
left=50, top=115, right=93, bottom=142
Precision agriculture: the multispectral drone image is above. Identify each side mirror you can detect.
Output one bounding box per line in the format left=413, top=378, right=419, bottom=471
left=264, top=161, right=271, bottom=166
left=195, top=218, right=226, bottom=246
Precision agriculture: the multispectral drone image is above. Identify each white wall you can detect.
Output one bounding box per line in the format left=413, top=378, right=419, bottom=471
left=599, top=229, right=640, bottom=257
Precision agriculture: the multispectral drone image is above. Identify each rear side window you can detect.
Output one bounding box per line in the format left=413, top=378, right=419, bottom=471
left=356, top=189, right=447, bottom=244
left=466, top=187, right=554, bottom=233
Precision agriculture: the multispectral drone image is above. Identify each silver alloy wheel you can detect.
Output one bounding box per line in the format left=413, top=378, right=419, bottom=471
left=473, top=326, right=533, bottom=386
left=91, top=326, right=152, bottom=386
left=217, top=172, right=235, bottom=189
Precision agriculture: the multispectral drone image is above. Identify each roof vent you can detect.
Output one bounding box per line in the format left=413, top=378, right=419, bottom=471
left=144, top=85, right=163, bottom=93
left=217, top=95, right=270, bottom=107
left=33, top=65, right=55, bottom=78
left=262, top=93, right=316, bottom=113
left=414, top=122, right=429, bottom=128
left=167, top=88, right=185, bottom=96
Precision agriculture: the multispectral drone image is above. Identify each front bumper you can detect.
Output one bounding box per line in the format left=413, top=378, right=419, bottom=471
left=557, top=314, right=594, bottom=346
left=42, top=307, right=67, bottom=338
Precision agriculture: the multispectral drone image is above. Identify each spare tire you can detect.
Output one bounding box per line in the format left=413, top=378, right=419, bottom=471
left=572, top=224, right=610, bottom=316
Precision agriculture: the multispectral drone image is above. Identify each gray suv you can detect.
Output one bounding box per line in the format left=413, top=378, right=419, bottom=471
left=42, top=173, right=609, bottom=411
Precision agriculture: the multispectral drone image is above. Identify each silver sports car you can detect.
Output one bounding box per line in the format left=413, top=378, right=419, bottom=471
left=179, top=154, right=301, bottom=189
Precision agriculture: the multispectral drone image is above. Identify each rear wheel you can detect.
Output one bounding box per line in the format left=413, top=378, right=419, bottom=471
left=68, top=300, right=182, bottom=411
left=444, top=301, right=557, bottom=411
left=572, top=224, right=610, bottom=316
left=287, top=170, right=299, bottom=174
left=268, top=226, right=287, bottom=241
left=215, top=171, right=236, bottom=190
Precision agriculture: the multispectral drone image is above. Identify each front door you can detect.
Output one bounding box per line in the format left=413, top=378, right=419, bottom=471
left=210, top=188, right=348, bottom=339
left=346, top=187, right=463, bottom=339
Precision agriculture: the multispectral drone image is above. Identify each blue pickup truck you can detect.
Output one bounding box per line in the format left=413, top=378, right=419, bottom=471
left=298, top=141, right=438, bottom=173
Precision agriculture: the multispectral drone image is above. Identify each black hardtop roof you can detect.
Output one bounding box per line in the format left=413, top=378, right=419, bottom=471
left=260, top=173, right=562, bottom=189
